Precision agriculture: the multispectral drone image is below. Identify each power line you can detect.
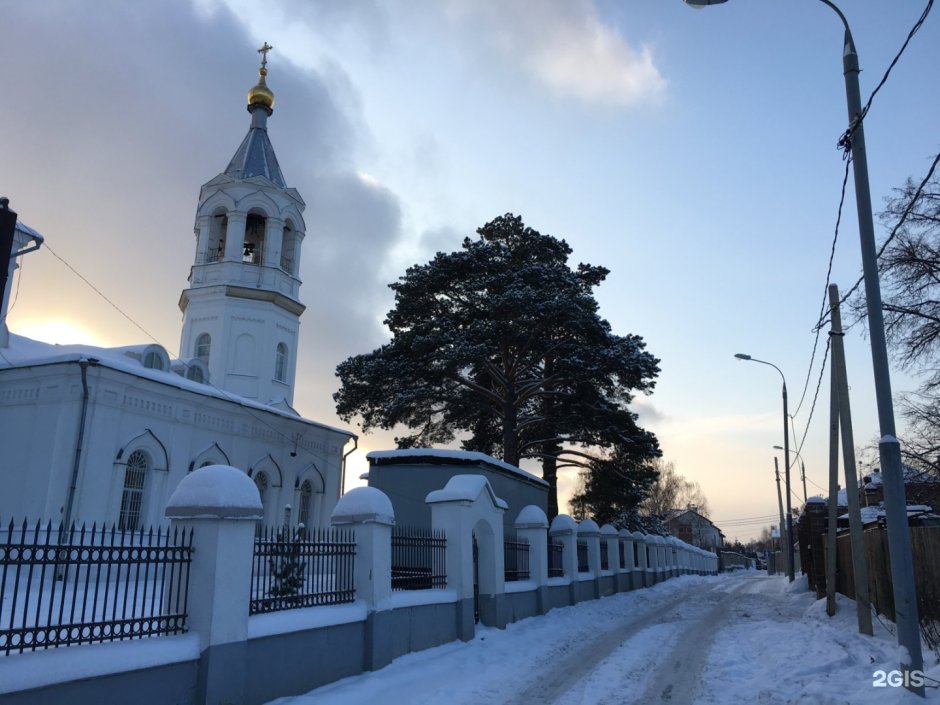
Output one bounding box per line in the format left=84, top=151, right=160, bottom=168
left=21, top=243, right=343, bottom=471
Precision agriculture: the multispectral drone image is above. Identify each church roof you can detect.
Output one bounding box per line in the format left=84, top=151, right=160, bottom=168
left=223, top=116, right=286, bottom=187
left=0, top=334, right=352, bottom=439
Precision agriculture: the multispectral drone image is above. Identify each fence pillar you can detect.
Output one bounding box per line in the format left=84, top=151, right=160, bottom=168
left=577, top=519, right=601, bottom=600
left=427, top=475, right=506, bottom=633
left=549, top=515, right=578, bottom=604
left=330, top=486, right=395, bottom=671
left=165, top=465, right=262, bottom=705
left=618, top=529, right=635, bottom=591
left=515, top=506, right=549, bottom=613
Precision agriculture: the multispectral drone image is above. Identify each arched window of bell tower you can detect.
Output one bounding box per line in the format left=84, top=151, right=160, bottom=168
left=207, top=210, right=227, bottom=263
left=244, top=211, right=266, bottom=265
left=280, top=221, right=297, bottom=274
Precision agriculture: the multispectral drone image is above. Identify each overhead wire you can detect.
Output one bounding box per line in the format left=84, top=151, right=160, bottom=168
left=23, top=243, right=342, bottom=471
left=791, top=0, right=934, bottom=470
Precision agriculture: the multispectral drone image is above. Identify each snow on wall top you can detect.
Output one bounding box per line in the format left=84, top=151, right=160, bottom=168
left=549, top=514, right=577, bottom=534
left=366, top=448, right=548, bottom=487
left=165, top=464, right=263, bottom=519
left=331, top=487, right=395, bottom=525
left=805, top=496, right=827, bottom=505
left=515, top=505, right=548, bottom=528
left=0, top=333, right=352, bottom=437
left=425, top=474, right=509, bottom=510
left=577, top=519, right=600, bottom=535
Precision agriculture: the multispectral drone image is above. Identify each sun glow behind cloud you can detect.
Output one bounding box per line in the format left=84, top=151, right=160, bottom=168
left=15, top=319, right=112, bottom=348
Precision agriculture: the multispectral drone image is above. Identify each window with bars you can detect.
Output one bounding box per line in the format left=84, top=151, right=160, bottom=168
left=118, top=450, right=148, bottom=531
left=298, top=480, right=312, bottom=529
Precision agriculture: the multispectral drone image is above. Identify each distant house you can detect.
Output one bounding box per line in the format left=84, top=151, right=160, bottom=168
left=666, top=507, right=724, bottom=550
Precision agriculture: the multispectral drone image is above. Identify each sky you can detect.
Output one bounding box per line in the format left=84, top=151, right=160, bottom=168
left=3, top=0, right=939, bottom=542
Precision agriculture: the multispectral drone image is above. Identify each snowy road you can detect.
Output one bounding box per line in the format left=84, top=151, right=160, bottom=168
left=268, top=573, right=940, bottom=705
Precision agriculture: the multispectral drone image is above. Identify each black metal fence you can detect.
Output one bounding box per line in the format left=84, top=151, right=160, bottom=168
left=548, top=540, right=564, bottom=578
left=618, top=540, right=626, bottom=568
left=250, top=526, right=356, bottom=614
left=577, top=539, right=589, bottom=572
left=503, top=535, right=530, bottom=582
left=601, top=542, right=609, bottom=571
left=391, top=526, right=446, bottom=590
left=0, top=519, right=192, bottom=655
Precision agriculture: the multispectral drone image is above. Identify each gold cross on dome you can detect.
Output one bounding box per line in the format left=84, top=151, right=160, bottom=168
left=258, top=42, right=273, bottom=69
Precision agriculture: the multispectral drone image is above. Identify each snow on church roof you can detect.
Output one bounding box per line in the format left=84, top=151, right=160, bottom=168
left=0, top=333, right=353, bottom=438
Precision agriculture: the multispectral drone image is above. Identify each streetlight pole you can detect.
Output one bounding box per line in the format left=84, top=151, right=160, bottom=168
left=774, top=445, right=808, bottom=503
left=690, top=0, right=924, bottom=692
left=735, top=353, right=794, bottom=581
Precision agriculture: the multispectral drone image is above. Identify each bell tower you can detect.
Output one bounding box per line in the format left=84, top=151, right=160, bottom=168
left=180, top=44, right=305, bottom=406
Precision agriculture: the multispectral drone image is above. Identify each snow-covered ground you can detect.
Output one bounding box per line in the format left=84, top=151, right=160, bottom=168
left=267, top=572, right=940, bottom=705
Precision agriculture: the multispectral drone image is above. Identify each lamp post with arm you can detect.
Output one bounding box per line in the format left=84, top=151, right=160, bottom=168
left=734, top=353, right=794, bottom=581
left=692, top=0, right=923, bottom=691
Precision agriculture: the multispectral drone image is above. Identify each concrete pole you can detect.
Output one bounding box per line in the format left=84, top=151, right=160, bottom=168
left=828, top=285, right=873, bottom=636
left=774, top=457, right=788, bottom=577
left=837, top=20, right=924, bottom=690
left=826, top=346, right=841, bottom=617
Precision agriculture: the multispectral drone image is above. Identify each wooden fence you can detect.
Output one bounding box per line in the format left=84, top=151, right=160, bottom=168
left=824, top=525, right=940, bottom=623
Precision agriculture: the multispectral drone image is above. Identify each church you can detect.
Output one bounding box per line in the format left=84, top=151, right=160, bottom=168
left=0, top=47, right=355, bottom=531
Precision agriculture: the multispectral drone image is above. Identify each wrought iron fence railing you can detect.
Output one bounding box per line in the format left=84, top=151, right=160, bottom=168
left=0, top=518, right=192, bottom=655
left=547, top=540, right=564, bottom=578
left=601, top=543, right=609, bottom=571
left=250, top=526, right=356, bottom=614
left=503, top=535, right=530, bottom=582
left=391, top=526, right=446, bottom=591
left=577, top=539, right=589, bottom=572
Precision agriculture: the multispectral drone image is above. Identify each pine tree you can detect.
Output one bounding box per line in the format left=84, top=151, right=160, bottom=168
left=335, top=213, right=660, bottom=514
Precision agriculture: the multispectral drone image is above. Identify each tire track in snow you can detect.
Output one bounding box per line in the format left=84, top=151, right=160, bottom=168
left=503, top=580, right=727, bottom=705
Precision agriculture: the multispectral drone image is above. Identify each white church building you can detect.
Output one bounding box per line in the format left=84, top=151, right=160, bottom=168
left=0, top=50, right=355, bottom=531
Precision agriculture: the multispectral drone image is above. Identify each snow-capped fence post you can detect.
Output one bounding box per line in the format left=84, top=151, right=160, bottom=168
left=618, top=529, right=635, bottom=591
left=164, top=464, right=263, bottom=705
left=642, top=534, right=657, bottom=585
left=577, top=519, right=602, bottom=600
left=549, top=515, right=579, bottom=604
left=330, top=486, right=395, bottom=671
left=514, top=506, right=549, bottom=612
left=427, top=475, right=507, bottom=634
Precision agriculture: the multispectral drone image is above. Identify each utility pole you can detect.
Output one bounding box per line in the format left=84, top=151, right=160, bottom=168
left=774, top=457, right=788, bottom=577
left=826, top=333, right=840, bottom=617
left=829, top=285, right=873, bottom=635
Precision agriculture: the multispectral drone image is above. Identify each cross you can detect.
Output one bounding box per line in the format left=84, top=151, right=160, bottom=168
left=258, top=42, right=273, bottom=69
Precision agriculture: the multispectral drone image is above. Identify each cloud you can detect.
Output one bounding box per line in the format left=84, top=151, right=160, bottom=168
left=4, top=0, right=407, bottom=431
left=443, top=0, right=665, bottom=107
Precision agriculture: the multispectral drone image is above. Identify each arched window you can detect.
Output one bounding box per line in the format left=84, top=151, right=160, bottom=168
left=298, top=480, right=313, bottom=529
left=244, top=212, right=266, bottom=264
left=195, top=334, right=211, bottom=363
left=254, top=471, right=269, bottom=504
left=280, top=223, right=296, bottom=274
left=186, top=365, right=205, bottom=383
left=206, top=212, right=227, bottom=263
left=143, top=351, right=162, bottom=370
left=274, top=343, right=288, bottom=383
left=118, top=450, right=149, bottom=531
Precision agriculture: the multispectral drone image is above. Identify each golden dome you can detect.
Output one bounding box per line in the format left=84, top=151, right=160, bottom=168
left=248, top=67, right=275, bottom=113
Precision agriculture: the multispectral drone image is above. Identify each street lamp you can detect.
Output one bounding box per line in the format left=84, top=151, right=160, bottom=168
left=697, top=1, right=924, bottom=692
left=774, top=445, right=808, bottom=504
left=735, top=353, right=794, bottom=581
